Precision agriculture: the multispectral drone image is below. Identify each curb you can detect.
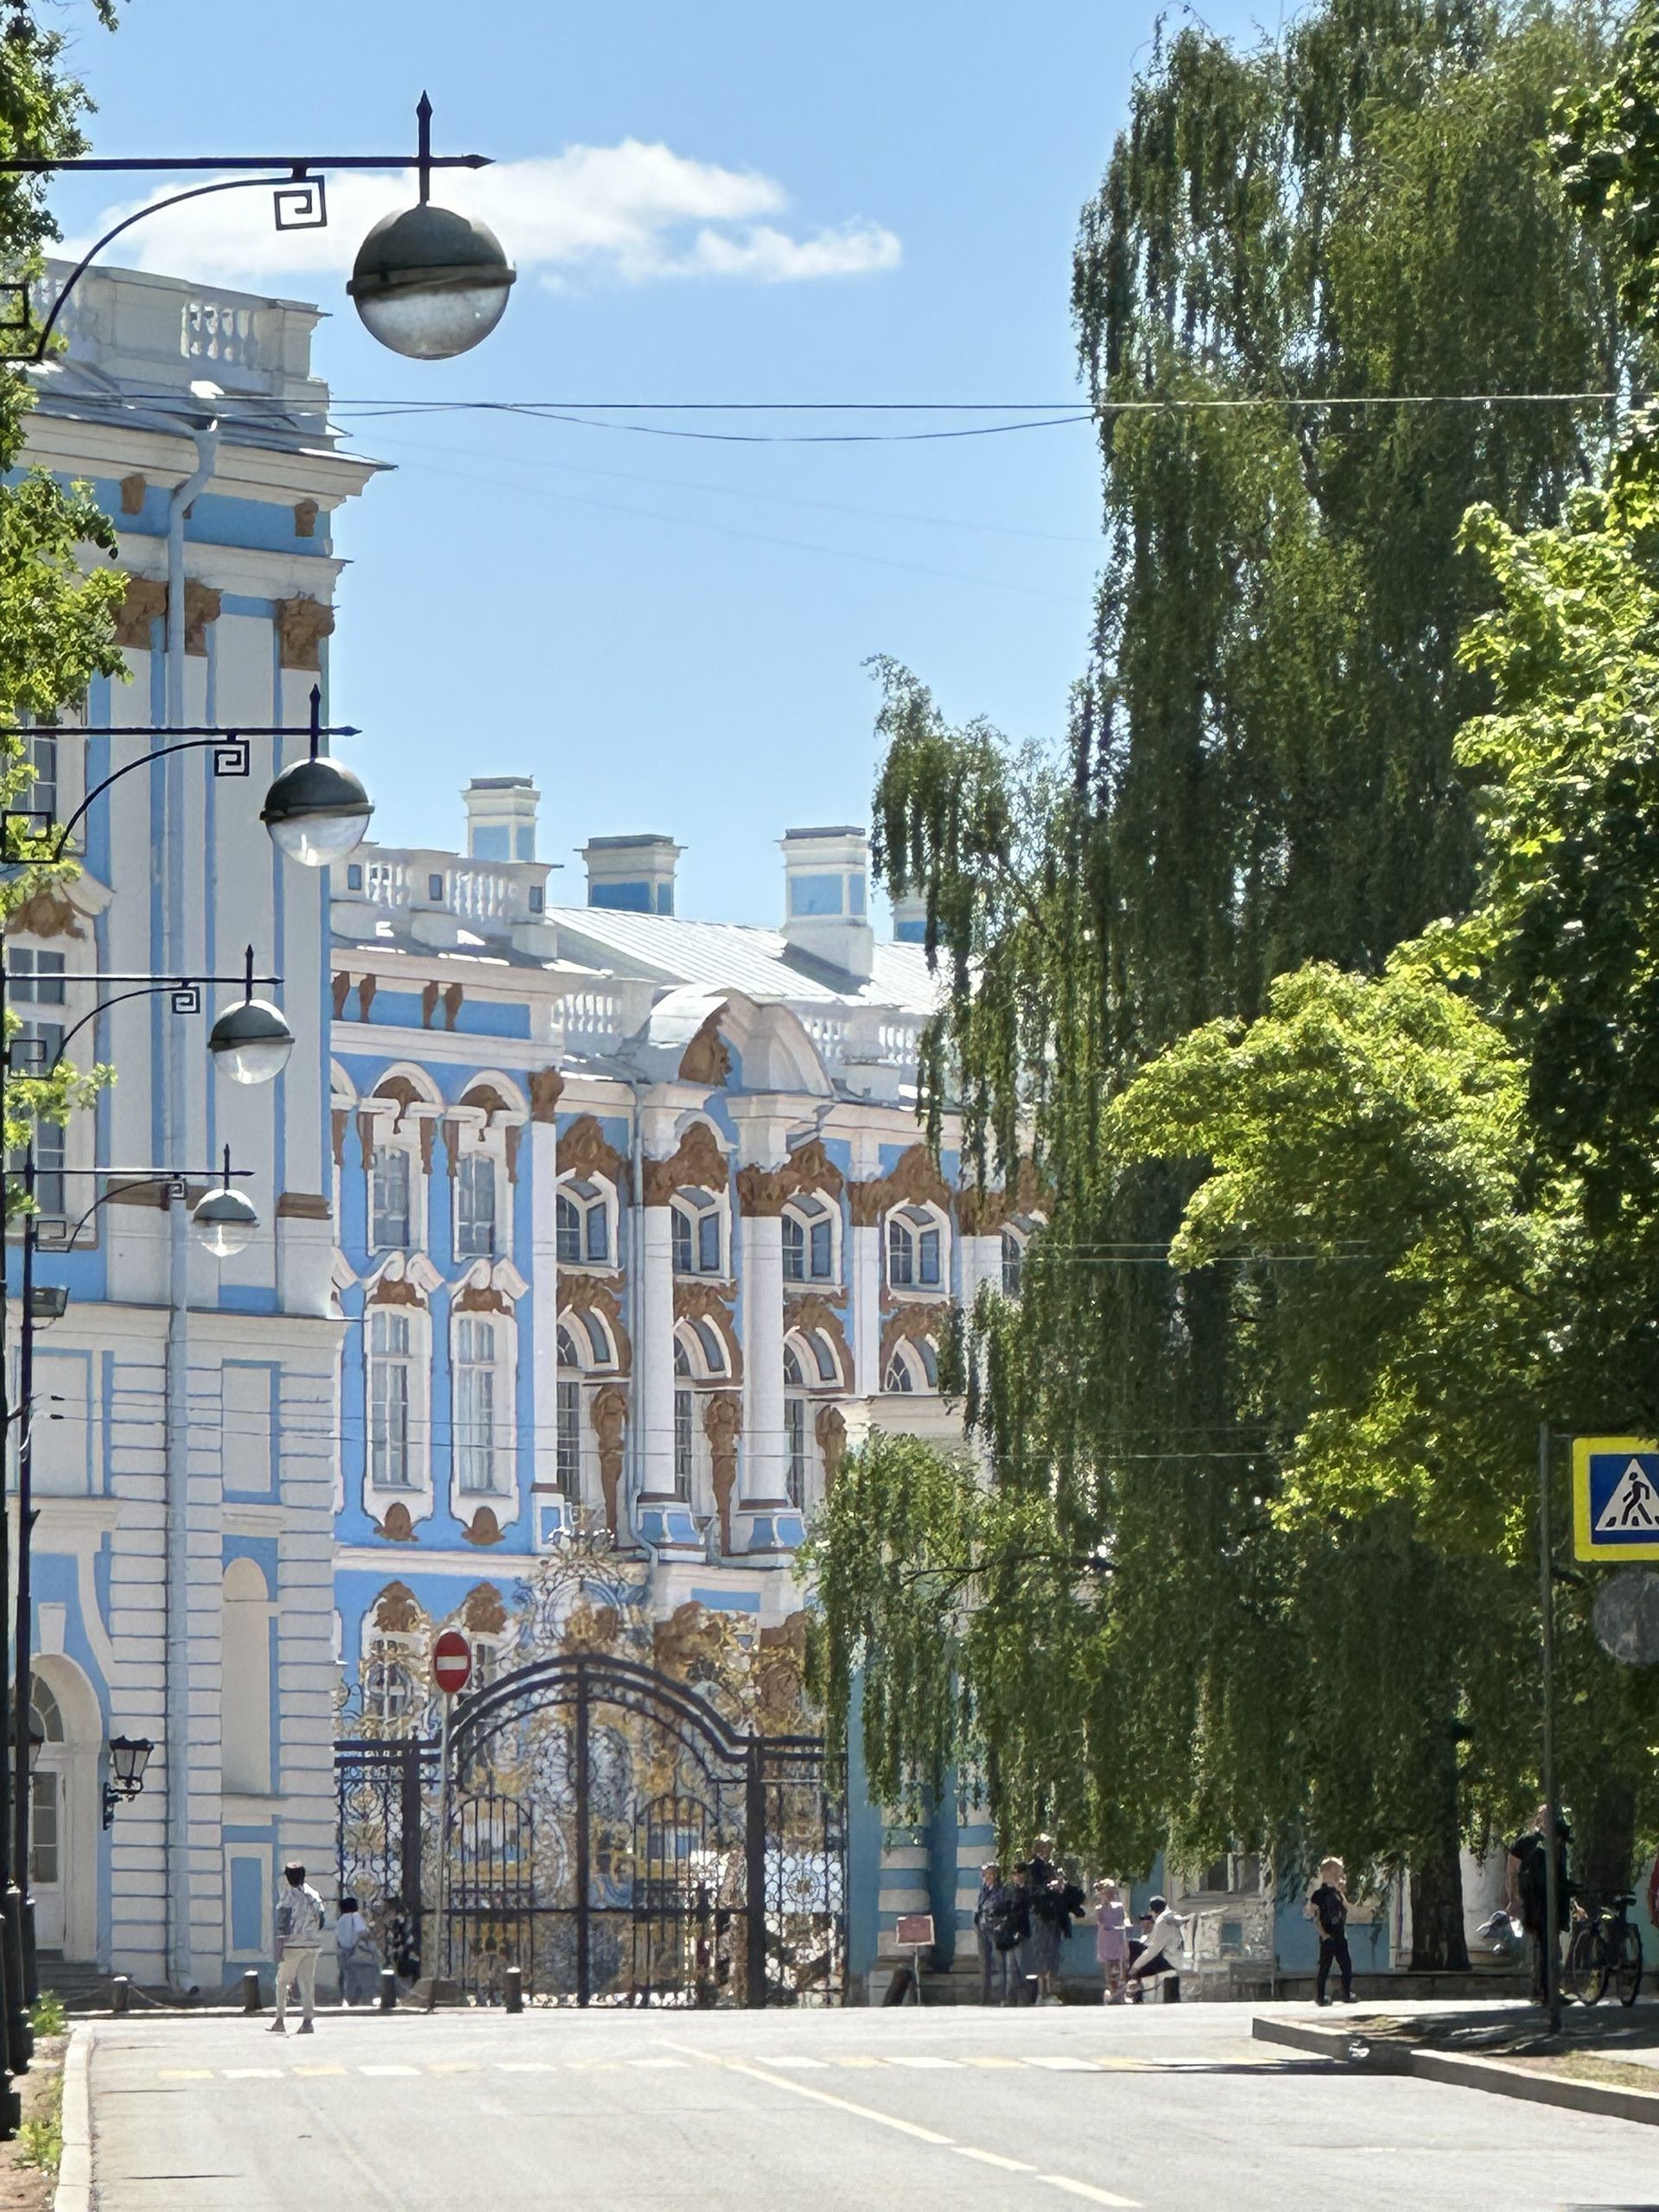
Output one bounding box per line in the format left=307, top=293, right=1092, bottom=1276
left=1252, top=2013, right=1659, bottom=2127
left=54, top=2023, right=93, bottom=2212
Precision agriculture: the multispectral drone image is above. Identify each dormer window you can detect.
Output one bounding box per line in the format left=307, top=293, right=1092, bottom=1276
left=887, top=1204, right=944, bottom=1290
left=556, top=1177, right=611, bottom=1266
left=672, top=1187, right=724, bottom=1276
left=783, top=1193, right=836, bottom=1282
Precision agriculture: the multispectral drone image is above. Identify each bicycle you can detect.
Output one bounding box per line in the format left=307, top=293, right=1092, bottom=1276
left=1566, top=1892, right=1644, bottom=2007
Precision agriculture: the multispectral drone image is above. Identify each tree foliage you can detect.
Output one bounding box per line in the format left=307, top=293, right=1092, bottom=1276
left=812, top=0, right=1659, bottom=1942
left=0, top=4, right=127, bottom=1191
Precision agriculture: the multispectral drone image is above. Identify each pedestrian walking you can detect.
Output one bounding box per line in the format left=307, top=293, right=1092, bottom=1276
left=1027, top=1858, right=1086, bottom=2005
left=1093, top=1878, right=1129, bottom=2004
left=973, top=1863, right=1018, bottom=2005
left=270, top=1859, right=327, bottom=2035
left=334, top=1893, right=380, bottom=2007
left=1003, top=1863, right=1035, bottom=2005
left=1306, top=1857, right=1353, bottom=2005
left=1506, top=1803, right=1572, bottom=2005
left=1125, top=1896, right=1185, bottom=2002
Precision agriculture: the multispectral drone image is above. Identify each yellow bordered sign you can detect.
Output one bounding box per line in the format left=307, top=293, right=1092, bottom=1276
left=1572, top=1436, right=1659, bottom=1561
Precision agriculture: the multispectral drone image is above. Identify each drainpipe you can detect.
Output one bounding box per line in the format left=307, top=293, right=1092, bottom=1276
left=162, top=420, right=217, bottom=1990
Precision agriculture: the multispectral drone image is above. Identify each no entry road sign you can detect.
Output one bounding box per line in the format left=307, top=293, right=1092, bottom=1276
left=1573, top=1436, right=1659, bottom=1562
left=432, top=1629, right=472, bottom=1696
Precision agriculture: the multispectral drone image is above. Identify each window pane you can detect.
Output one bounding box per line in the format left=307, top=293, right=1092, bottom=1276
left=372, top=1147, right=412, bottom=1249
left=782, top=1214, right=804, bottom=1281
left=455, top=1319, right=503, bottom=1493
left=810, top=1217, right=833, bottom=1278
left=785, top=1398, right=807, bottom=1508
left=694, top=1319, right=724, bottom=1374
left=887, top=1218, right=912, bottom=1286
left=919, top=1227, right=940, bottom=1285
left=672, top=1209, right=692, bottom=1274
left=1001, top=1230, right=1023, bottom=1297
left=370, top=1309, right=412, bottom=1490
left=585, top=1200, right=608, bottom=1262
left=556, top=1193, right=581, bottom=1264
left=810, top=1332, right=838, bottom=1383
left=697, top=1210, right=721, bottom=1274
left=783, top=1344, right=804, bottom=1388
left=556, top=1376, right=581, bottom=1496
left=456, top=1151, right=496, bottom=1257
left=28, top=732, right=58, bottom=826
left=29, top=1770, right=57, bottom=1886
left=673, top=1388, right=694, bottom=1499
left=885, top=1354, right=912, bottom=1393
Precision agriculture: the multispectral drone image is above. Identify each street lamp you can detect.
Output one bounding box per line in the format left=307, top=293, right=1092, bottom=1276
left=102, top=1738, right=153, bottom=1829
left=190, top=1149, right=261, bottom=1259
left=260, top=741, right=373, bottom=867
left=207, top=948, right=295, bottom=1085
left=0, top=93, right=510, bottom=365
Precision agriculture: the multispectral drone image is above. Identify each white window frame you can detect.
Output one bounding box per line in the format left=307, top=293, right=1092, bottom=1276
left=8, top=935, right=97, bottom=1235
left=370, top=1138, right=418, bottom=1253
left=363, top=1296, right=433, bottom=1519
left=886, top=1202, right=948, bottom=1294
left=450, top=1305, right=518, bottom=1516
left=782, top=1192, right=839, bottom=1285
left=883, top=1338, right=938, bottom=1395
left=556, top=1173, right=615, bottom=1269
left=454, top=1141, right=501, bottom=1261
left=671, top=1187, right=727, bottom=1279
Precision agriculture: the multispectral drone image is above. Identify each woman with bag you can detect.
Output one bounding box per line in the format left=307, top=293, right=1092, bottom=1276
left=334, top=1893, right=382, bottom=2006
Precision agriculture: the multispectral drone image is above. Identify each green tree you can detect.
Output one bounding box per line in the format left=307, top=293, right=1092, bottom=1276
left=0, top=4, right=128, bottom=1186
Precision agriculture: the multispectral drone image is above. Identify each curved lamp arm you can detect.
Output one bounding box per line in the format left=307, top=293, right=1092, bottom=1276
left=11, top=967, right=280, bottom=1075
left=25, top=1159, right=253, bottom=1252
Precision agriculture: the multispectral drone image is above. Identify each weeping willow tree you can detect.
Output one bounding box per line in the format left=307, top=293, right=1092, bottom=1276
left=806, top=0, right=1644, bottom=1967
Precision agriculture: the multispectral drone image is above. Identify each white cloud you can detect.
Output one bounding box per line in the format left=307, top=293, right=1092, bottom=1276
left=64, top=141, right=900, bottom=292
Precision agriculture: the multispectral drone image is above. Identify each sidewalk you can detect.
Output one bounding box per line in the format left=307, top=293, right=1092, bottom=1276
left=1251, top=1995, right=1659, bottom=2126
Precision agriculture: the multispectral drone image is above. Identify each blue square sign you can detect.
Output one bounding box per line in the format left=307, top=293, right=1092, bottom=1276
left=1573, top=1437, right=1659, bottom=1560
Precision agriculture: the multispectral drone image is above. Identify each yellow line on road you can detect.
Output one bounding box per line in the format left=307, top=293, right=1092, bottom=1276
left=952, top=2145, right=1036, bottom=2172
left=1041, top=2177, right=1139, bottom=2206
left=293, top=2067, right=346, bottom=2078
left=157, top=2069, right=213, bottom=2081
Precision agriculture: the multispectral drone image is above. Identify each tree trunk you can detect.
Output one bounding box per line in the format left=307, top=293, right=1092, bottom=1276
left=1574, top=1770, right=1637, bottom=1904
left=1408, top=1837, right=1470, bottom=1971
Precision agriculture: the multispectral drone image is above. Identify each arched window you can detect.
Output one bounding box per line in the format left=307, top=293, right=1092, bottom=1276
left=556, top=1177, right=612, bottom=1266
left=30, top=1679, right=62, bottom=1745
left=1001, top=1224, right=1027, bottom=1298
left=783, top=1344, right=809, bottom=1508
left=783, top=1193, right=836, bottom=1282
left=887, top=1203, right=944, bottom=1290
left=363, top=1644, right=419, bottom=1731
left=691, top=1319, right=726, bottom=1375
left=672, top=1187, right=724, bottom=1277
left=222, top=1559, right=273, bottom=1795
left=454, top=1148, right=498, bottom=1258
left=454, top=1312, right=512, bottom=1497
left=672, top=1338, right=696, bottom=1499
left=883, top=1338, right=938, bottom=1395
left=556, top=1325, right=583, bottom=1497
left=369, top=1307, right=417, bottom=1490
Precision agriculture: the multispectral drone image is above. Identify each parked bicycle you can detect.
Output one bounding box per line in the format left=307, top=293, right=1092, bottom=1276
left=1566, top=1892, right=1643, bottom=2007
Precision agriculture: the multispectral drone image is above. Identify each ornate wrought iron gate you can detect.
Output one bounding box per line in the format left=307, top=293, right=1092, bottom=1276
left=336, top=1653, right=845, bottom=2009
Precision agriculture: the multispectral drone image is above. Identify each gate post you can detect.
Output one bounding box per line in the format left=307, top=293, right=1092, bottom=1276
left=744, top=1739, right=767, bottom=2009
left=399, top=1740, right=425, bottom=1971
left=575, top=1657, right=592, bottom=2008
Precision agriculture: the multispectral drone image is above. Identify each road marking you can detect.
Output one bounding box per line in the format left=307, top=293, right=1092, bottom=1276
left=358, top=2064, right=420, bottom=2078
left=628, top=2057, right=688, bottom=2069
left=293, top=2066, right=346, bottom=2078
left=760, top=2055, right=830, bottom=2069
left=671, top=2046, right=954, bottom=2145
left=1040, top=2177, right=1139, bottom=2207
left=829, top=2056, right=883, bottom=2068
left=952, top=2146, right=1036, bottom=2172
left=889, top=2055, right=961, bottom=2069
left=157, top=2069, right=213, bottom=2080
left=494, top=2062, right=556, bottom=2074
left=1025, top=2056, right=1097, bottom=2071
left=222, top=2068, right=283, bottom=2081
left=963, top=2054, right=1026, bottom=2067
left=427, top=2062, right=480, bottom=2074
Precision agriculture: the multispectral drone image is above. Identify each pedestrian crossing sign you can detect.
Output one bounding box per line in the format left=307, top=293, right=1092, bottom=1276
left=1572, top=1436, right=1659, bottom=1560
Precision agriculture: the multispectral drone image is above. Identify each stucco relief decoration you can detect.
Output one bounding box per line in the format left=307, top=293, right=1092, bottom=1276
left=294, top=498, right=319, bottom=539
left=702, top=1391, right=742, bottom=1554
left=559, top=1113, right=627, bottom=1195
left=815, top=1403, right=849, bottom=1493
left=589, top=1382, right=630, bottom=1538
left=372, top=1582, right=422, bottom=1634
left=646, top=1602, right=814, bottom=1736
left=182, top=580, right=221, bottom=657
left=421, top=981, right=441, bottom=1030
left=782, top=1137, right=845, bottom=1202
left=462, top=1583, right=508, bottom=1637
left=454, top=1282, right=511, bottom=1316
left=735, top=1164, right=788, bottom=1217
left=443, top=982, right=464, bottom=1032
left=366, top=1272, right=425, bottom=1309
left=956, top=1157, right=1047, bottom=1235
left=642, top=1119, right=728, bottom=1208
left=677, top=1010, right=732, bottom=1088
left=330, top=1108, right=349, bottom=1168
left=367, top=1075, right=435, bottom=1172
left=113, top=574, right=166, bottom=651
left=672, top=1281, right=741, bottom=1377
left=118, top=472, right=146, bottom=516
left=880, top=1300, right=950, bottom=1371
left=852, top=1141, right=954, bottom=1228
left=529, top=1068, right=565, bottom=1123
left=463, top=1506, right=505, bottom=1548
left=372, top=1501, right=418, bottom=1543
left=275, top=593, right=334, bottom=671
left=558, top=1275, right=631, bottom=1372
left=516, top=1526, right=649, bottom=1658
left=332, top=974, right=353, bottom=1020
left=5, top=887, right=84, bottom=941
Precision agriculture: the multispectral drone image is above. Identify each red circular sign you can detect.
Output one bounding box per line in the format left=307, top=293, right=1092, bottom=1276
left=432, top=1629, right=472, bottom=1696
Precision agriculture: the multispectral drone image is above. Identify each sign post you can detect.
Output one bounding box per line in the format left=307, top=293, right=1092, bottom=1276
left=894, top=1912, right=933, bottom=2007
left=1537, top=1426, right=1562, bottom=2037
left=428, top=1630, right=471, bottom=2010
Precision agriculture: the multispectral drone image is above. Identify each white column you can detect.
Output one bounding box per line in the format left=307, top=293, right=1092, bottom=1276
left=632, top=1100, right=699, bottom=1552
left=731, top=1102, right=798, bottom=1553
left=528, top=1083, right=564, bottom=1542
left=850, top=1131, right=882, bottom=1401
left=963, top=1231, right=1003, bottom=1308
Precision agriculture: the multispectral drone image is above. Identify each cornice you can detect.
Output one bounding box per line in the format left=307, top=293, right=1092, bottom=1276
left=22, top=410, right=381, bottom=507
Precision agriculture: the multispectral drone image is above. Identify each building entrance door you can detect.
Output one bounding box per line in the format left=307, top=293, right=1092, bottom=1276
left=29, top=1759, right=67, bottom=1949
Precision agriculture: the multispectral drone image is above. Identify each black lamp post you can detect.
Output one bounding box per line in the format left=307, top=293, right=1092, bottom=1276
left=0, top=94, right=512, bottom=364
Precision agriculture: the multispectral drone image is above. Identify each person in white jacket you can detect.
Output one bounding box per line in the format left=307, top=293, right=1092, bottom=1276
left=270, top=1861, right=327, bottom=2034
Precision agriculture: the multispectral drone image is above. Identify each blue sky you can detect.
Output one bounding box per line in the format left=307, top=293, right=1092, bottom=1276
left=54, top=0, right=1267, bottom=925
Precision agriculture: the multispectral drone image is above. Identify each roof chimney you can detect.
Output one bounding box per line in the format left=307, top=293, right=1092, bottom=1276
left=582, top=834, right=681, bottom=915
left=781, top=825, right=874, bottom=981
left=464, top=776, right=538, bottom=862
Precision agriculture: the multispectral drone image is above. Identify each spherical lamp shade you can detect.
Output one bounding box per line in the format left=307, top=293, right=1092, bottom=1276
left=207, top=996, right=295, bottom=1086
left=261, top=753, right=373, bottom=868
left=191, top=1184, right=259, bottom=1260
left=347, top=201, right=515, bottom=360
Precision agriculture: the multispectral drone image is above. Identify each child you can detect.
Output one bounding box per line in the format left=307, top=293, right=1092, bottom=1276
left=1093, top=1878, right=1128, bottom=2004
left=1306, top=1856, right=1353, bottom=2005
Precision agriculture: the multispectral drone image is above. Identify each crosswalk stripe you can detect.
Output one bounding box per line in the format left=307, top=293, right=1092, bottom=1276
left=1025, top=2056, right=1097, bottom=2071
left=293, top=2067, right=347, bottom=2078
left=963, top=2055, right=1025, bottom=2068
left=222, top=2068, right=283, bottom=2081
left=829, top=2056, right=883, bottom=2068
left=888, top=2055, right=960, bottom=2069
left=358, top=2064, right=420, bottom=2077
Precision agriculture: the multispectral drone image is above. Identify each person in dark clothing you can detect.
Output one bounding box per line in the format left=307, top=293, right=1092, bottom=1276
left=1003, top=1864, right=1035, bottom=2005
left=1507, top=1804, right=1572, bottom=2003
left=973, top=1864, right=1016, bottom=2005
left=1306, top=1858, right=1353, bottom=2005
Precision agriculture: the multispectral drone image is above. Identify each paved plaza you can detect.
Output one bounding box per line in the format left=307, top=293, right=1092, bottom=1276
left=70, top=2001, right=1658, bottom=2212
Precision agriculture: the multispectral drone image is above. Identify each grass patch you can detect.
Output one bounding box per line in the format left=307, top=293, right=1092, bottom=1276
left=28, top=1992, right=65, bottom=2038
left=15, top=2072, right=61, bottom=2178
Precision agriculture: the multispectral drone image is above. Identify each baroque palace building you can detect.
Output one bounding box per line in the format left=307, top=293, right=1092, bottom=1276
left=16, top=259, right=1044, bottom=1996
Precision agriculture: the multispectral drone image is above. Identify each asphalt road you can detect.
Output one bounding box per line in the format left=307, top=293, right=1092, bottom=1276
left=73, top=2000, right=1657, bottom=2212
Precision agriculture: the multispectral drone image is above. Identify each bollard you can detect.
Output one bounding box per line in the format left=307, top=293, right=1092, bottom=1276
left=378, top=1967, right=397, bottom=2013
left=111, top=1976, right=129, bottom=2017
left=240, top=1969, right=261, bottom=2016
left=505, top=1966, right=523, bottom=2015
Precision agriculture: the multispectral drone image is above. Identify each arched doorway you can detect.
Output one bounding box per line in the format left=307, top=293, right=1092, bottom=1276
left=30, top=1658, right=100, bottom=1962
